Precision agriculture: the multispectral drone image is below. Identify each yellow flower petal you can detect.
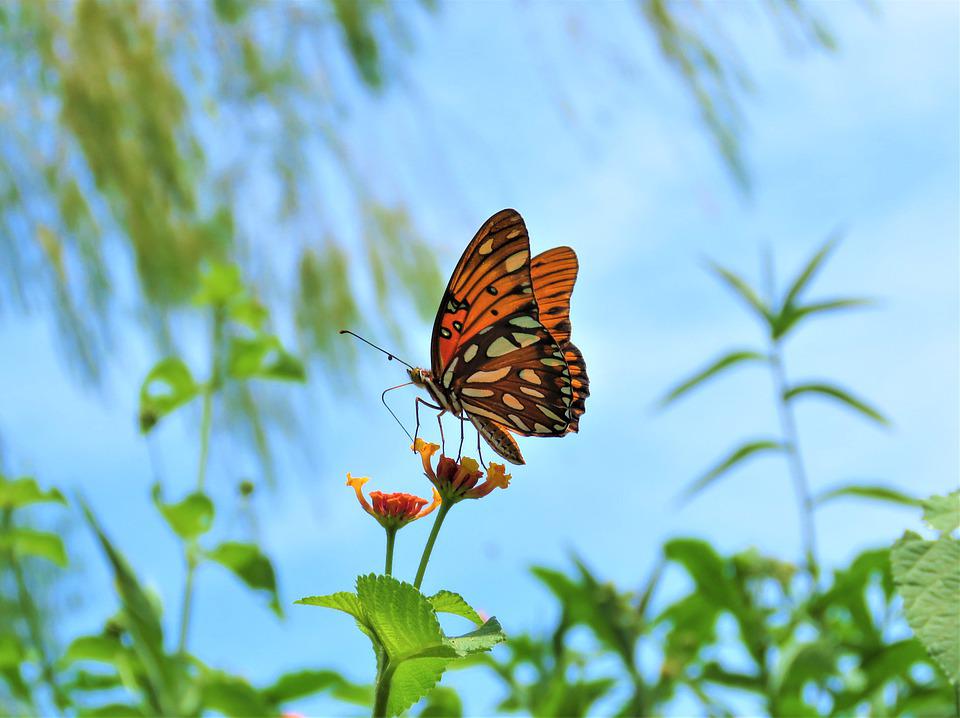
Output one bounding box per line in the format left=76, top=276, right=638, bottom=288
left=486, top=463, right=512, bottom=490
left=346, top=473, right=373, bottom=515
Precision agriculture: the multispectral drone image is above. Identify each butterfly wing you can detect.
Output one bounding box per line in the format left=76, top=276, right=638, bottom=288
left=429, top=209, right=588, bottom=464
left=530, top=247, right=590, bottom=432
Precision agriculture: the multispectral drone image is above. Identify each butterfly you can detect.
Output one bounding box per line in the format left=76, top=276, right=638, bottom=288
left=407, top=208, right=589, bottom=465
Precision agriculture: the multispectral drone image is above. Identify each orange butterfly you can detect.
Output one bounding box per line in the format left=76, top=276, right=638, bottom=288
left=407, top=209, right=589, bottom=465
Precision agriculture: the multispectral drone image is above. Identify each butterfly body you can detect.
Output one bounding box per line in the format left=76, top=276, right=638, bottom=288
left=414, top=209, right=589, bottom=465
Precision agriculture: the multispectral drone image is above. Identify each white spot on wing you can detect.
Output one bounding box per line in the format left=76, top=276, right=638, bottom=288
left=508, top=414, right=530, bottom=432
left=537, top=404, right=565, bottom=422
left=520, top=386, right=545, bottom=399
left=461, top=387, right=495, bottom=398
left=442, top=357, right=459, bottom=388
left=509, top=315, right=540, bottom=329
left=478, top=238, right=494, bottom=255
left=467, top=367, right=511, bottom=383
left=463, top=344, right=479, bottom=362
left=512, top=332, right=539, bottom=347
left=519, top=369, right=541, bottom=385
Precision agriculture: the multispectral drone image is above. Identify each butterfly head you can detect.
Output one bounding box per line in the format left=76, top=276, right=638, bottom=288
left=408, top=367, right=432, bottom=387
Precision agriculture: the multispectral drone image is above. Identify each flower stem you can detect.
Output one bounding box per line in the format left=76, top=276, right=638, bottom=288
left=177, top=307, right=223, bottom=654
left=373, top=658, right=394, bottom=717
left=384, top=527, right=397, bottom=577
left=413, top=501, right=451, bottom=591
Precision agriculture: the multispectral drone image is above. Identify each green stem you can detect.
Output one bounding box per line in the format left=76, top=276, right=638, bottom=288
left=373, top=659, right=393, bottom=717
left=2, top=510, right=66, bottom=714
left=770, top=343, right=819, bottom=581
left=177, top=307, right=223, bottom=654
left=413, top=502, right=452, bottom=591
left=383, top=527, right=397, bottom=577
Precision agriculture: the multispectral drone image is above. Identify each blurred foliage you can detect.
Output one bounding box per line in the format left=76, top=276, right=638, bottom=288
left=0, top=0, right=836, bottom=385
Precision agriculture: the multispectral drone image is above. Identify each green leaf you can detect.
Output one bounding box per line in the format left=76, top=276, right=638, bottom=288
left=296, top=591, right=363, bottom=620
left=227, top=335, right=306, bottom=382
left=707, top=262, right=773, bottom=326
left=680, top=440, right=785, bottom=502
left=2, top=528, right=68, bottom=566
left=814, top=483, right=921, bottom=508
left=780, top=233, right=841, bottom=310
left=773, top=297, right=873, bottom=339
left=261, top=668, right=371, bottom=706
left=445, top=618, right=506, bottom=656
left=139, top=357, right=199, bottom=432
left=388, top=659, right=449, bottom=717
left=63, top=635, right=124, bottom=665
left=295, top=591, right=362, bottom=620
left=891, top=531, right=960, bottom=684
left=921, top=491, right=960, bottom=533
left=784, top=383, right=888, bottom=425
left=428, top=590, right=483, bottom=625
left=356, top=574, right=445, bottom=660
left=201, top=670, right=273, bottom=717
left=228, top=296, right=268, bottom=331
left=0, top=634, right=24, bottom=668
left=417, top=686, right=463, bottom=718
left=659, top=349, right=767, bottom=406
left=208, top=541, right=282, bottom=617
left=81, top=501, right=185, bottom=716
left=77, top=704, right=144, bottom=717
left=0, top=475, right=66, bottom=509
left=194, top=263, right=244, bottom=307
left=151, top=484, right=214, bottom=540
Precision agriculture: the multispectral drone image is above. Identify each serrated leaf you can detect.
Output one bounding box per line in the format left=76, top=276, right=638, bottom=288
left=445, top=618, right=506, bottom=656
left=139, top=357, right=199, bottom=432
left=356, top=574, right=444, bottom=660
left=295, top=592, right=362, bottom=621
left=659, top=349, right=767, bottom=406
left=784, top=383, right=888, bottom=425
left=2, top=528, right=68, bottom=566
left=0, top=476, right=66, bottom=509
left=428, top=591, right=482, bottom=625
left=680, top=440, right=785, bottom=502
left=780, top=234, right=841, bottom=310
left=814, top=483, right=921, bottom=508
left=151, top=484, right=214, bottom=540
left=921, top=491, right=960, bottom=533
left=208, top=542, right=282, bottom=616
left=773, top=297, right=873, bottom=339
left=891, top=531, right=960, bottom=684
left=388, top=659, right=448, bottom=717
left=707, top=262, right=773, bottom=326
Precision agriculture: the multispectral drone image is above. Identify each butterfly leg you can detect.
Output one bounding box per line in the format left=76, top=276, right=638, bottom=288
left=413, top=397, right=444, bottom=451
left=476, top=429, right=487, bottom=470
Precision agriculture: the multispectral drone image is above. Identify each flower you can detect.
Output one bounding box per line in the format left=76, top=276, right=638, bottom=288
left=346, top=473, right=440, bottom=529
left=412, top=439, right=512, bottom=502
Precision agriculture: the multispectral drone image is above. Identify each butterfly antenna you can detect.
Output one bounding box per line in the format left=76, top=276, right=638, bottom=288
left=381, top=382, right=414, bottom=442
left=339, top=330, right=415, bottom=370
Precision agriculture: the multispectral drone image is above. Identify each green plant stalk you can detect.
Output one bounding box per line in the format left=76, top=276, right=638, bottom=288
left=383, top=527, right=397, bottom=577
left=373, top=656, right=395, bottom=717
left=413, top=501, right=452, bottom=590
left=177, top=307, right=224, bottom=654
left=769, top=343, right=819, bottom=580
left=2, top=509, right=67, bottom=714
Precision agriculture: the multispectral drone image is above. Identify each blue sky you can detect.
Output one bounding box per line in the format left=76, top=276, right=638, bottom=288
left=1, top=2, right=957, bottom=715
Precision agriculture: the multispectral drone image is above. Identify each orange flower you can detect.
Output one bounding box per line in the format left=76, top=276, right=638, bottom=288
left=346, top=473, right=440, bottom=529
left=412, top=439, right=512, bottom=502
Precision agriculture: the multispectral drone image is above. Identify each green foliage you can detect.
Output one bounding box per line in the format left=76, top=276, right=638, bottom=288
left=207, top=541, right=282, bottom=617
left=891, top=490, right=960, bottom=686
left=151, top=485, right=214, bottom=541
left=138, top=358, right=200, bottom=433
left=428, top=590, right=483, bottom=626
left=783, top=382, right=889, bottom=426
left=0, top=476, right=66, bottom=509
left=681, top=439, right=785, bottom=500
left=0, top=528, right=68, bottom=567
left=298, top=574, right=505, bottom=716
left=659, top=349, right=768, bottom=405
left=814, top=482, right=921, bottom=509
